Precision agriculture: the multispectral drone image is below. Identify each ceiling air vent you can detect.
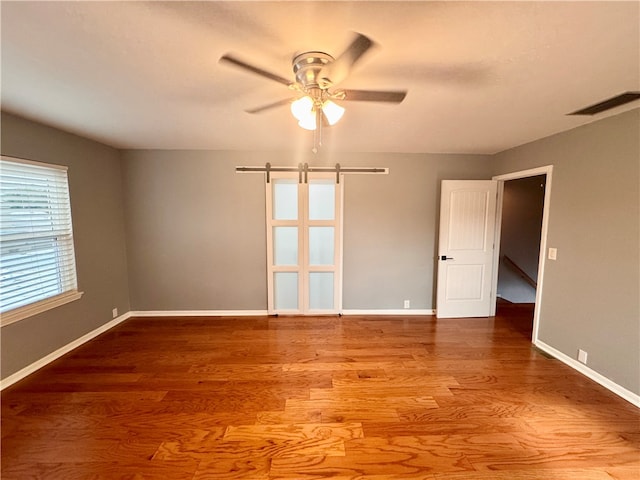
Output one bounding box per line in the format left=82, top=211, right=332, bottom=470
left=568, top=91, right=640, bottom=116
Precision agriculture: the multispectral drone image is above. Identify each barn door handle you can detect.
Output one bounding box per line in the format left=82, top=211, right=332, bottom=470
left=440, top=255, right=454, bottom=260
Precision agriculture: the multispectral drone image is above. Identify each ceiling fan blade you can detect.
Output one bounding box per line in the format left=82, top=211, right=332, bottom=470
left=245, top=98, right=294, bottom=114
left=319, top=32, right=374, bottom=87
left=338, top=89, right=407, bottom=103
left=220, top=54, right=293, bottom=87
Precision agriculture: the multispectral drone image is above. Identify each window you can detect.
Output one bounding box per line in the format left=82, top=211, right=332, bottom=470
left=1, top=156, right=82, bottom=326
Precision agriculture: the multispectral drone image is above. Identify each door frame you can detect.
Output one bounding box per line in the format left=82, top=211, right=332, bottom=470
left=490, top=165, right=553, bottom=344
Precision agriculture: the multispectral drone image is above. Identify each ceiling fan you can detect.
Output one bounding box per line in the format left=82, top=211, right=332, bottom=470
left=219, top=32, right=407, bottom=151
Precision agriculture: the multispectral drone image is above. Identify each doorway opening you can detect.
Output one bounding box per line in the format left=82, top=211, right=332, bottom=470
left=492, top=166, right=553, bottom=344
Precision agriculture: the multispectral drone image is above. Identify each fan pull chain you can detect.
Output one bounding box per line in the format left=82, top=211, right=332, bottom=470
left=312, top=108, right=322, bottom=154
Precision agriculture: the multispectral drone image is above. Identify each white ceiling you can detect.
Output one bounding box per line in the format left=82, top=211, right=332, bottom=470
left=2, top=1, right=639, bottom=154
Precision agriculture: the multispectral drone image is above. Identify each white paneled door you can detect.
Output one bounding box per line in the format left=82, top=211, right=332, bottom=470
left=436, top=180, right=497, bottom=318
left=266, top=173, right=342, bottom=314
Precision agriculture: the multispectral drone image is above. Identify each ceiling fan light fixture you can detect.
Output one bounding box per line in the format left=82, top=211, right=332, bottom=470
left=298, top=113, right=317, bottom=131
left=291, top=97, right=345, bottom=131
left=290, top=96, right=314, bottom=121
left=322, top=100, right=345, bottom=125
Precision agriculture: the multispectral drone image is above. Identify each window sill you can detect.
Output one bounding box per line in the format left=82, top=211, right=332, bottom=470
left=0, top=291, right=84, bottom=327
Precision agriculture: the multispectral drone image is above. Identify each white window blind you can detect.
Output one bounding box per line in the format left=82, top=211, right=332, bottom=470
left=0, top=156, right=79, bottom=320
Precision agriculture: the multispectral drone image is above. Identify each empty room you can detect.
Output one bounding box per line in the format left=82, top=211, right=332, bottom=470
left=1, top=1, right=639, bottom=479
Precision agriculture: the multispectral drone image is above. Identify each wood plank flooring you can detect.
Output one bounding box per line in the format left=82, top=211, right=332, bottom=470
left=2, top=308, right=639, bottom=479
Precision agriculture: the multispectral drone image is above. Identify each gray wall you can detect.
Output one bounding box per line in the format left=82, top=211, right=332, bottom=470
left=1, top=112, right=131, bottom=379
left=121, top=150, right=491, bottom=311
left=121, top=150, right=268, bottom=311
left=492, top=108, right=640, bottom=395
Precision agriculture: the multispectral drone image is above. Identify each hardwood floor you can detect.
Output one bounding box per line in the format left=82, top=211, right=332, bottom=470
left=2, top=310, right=639, bottom=479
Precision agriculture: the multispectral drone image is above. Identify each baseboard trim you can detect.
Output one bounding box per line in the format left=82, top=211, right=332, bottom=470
left=535, top=340, right=640, bottom=408
left=341, top=309, right=435, bottom=316
left=130, top=310, right=269, bottom=317
left=0, top=312, right=132, bottom=391
left=130, top=310, right=436, bottom=317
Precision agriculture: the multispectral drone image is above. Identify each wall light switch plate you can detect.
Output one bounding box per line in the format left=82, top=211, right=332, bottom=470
left=548, top=247, right=557, bottom=260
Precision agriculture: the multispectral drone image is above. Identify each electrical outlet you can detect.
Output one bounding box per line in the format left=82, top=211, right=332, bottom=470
left=112, top=308, right=118, bottom=319
left=578, top=349, right=588, bottom=364
left=403, top=300, right=410, bottom=309
left=548, top=247, right=557, bottom=260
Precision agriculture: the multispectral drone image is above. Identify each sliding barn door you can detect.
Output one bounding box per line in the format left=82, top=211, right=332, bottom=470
left=436, top=180, right=497, bottom=318
left=266, top=173, right=342, bottom=314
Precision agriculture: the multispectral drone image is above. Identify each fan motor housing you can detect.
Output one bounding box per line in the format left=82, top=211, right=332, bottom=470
left=293, top=52, right=334, bottom=90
